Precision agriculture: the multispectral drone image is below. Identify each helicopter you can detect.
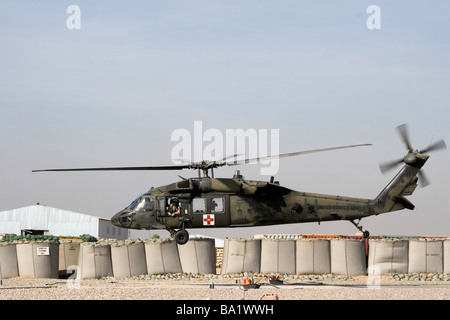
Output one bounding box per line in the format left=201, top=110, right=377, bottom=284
left=33, top=124, right=446, bottom=244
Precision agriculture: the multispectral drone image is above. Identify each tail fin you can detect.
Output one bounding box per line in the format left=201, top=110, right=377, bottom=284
left=372, top=164, right=421, bottom=214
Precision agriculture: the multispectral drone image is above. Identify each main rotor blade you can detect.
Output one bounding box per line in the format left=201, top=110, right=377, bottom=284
left=396, top=123, right=412, bottom=152
left=33, top=144, right=372, bottom=173
left=32, top=165, right=190, bottom=172
left=224, top=143, right=372, bottom=166
left=420, top=138, right=446, bottom=154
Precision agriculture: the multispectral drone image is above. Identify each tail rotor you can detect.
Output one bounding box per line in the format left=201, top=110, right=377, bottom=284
left=379, top=123, right=446, bottom=187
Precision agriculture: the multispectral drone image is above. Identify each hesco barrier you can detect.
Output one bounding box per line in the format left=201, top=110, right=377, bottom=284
left=330, top=239, right=366, bottom=276
left=296, top=239, right=330, bottom=275
left=144, top=240, right=182, bottom=275
left=221, top=238, right=261, bottom=274
left=59, top=242, right=80, bottom=273
left=2, top=236, right=450, bottom=278
left=445, top=240, right=450, bottom=273
left=111, top=242, right=147, bottom=277
left=0, top=244, right=19, bottom=278
left=16, top=243, right=59, bottom=278
left=408, top=239, right=443, bottom=273
left=260, top=239, right=296, bottom=274
left=368, top=239, right=409, bottom=274
left=178, top=238, right=216, bottom=274
left=77, top=243, right=113, bottom=279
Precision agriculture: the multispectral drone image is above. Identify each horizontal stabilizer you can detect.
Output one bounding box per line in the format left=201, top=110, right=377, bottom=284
left=393, top=196, right=415, bottom=210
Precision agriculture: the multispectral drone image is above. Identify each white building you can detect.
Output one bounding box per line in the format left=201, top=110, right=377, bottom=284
left=0, top=204, right=127, bottom=240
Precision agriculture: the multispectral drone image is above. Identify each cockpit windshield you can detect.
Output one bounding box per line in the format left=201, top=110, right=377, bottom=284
left=136, top=197, right=153, bottom=211
left=129, top=196, right=153, bottom=211
left=128, top=196, right=142, bottom=210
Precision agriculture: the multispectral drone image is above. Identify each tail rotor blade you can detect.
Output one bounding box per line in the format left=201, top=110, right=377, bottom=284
left=418, top=171, right=431, bottom=188
left=380, top=124, right=445, bottom=185
left=379, top=158, right=403, bottom=174
left=396, top=123, right=413, bottom=152
left=420, top=138, right=447, bottom=154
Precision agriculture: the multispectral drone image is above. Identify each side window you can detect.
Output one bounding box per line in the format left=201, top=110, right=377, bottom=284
left=159, top=198, right=167, bottom=213
left=193, top=198, right=206, bottom=213
left=211, top=197, right=224, bottom=213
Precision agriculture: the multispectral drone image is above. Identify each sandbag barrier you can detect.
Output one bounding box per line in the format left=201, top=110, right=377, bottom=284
left=0, top=235, right=449, bottom=279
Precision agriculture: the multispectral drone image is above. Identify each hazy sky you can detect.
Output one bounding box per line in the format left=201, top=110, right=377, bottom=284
left=0, top=1, right=449, bottom=238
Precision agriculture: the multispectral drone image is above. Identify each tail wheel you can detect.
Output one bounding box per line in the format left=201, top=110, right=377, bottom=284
left=350, top=219, right=370, bottom=239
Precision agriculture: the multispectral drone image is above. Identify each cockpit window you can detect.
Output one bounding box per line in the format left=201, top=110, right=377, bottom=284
left=129, top=196, right=142, bottom=210
left=136, top=197, right=153, bottom=211
left=129, top=196, right=154, bottom=211
left=119, top=211, right=133, bottom=227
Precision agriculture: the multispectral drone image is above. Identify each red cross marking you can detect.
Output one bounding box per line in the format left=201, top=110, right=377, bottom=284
left=203, top=214, right=214, bottom=225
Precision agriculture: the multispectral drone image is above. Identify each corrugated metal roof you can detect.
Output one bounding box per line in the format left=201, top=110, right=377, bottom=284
left=0, top=205, right=108, bottom=237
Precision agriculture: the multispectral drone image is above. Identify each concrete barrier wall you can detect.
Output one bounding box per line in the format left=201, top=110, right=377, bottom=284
left=330, top=239, right=366, bottom=276
left=111, top=243, right=147, bottom=277
left=0, top=244, right=19, bottom=278
left=77, top=243, right=113, bottom=279
left=178, top=238, right=216, bottom=274
left=408, top=240, right=443, bottom=273
left=144, top=240, right=183, bottom=275
left=260, top=239, right=296, bottom=274
left=296, top=239, right=330, bottom=275
left=368, top=239, right=409, bottom=274
left=221, top=238, right=261, bottom=274
left=16, top=243, right=59, bottom=278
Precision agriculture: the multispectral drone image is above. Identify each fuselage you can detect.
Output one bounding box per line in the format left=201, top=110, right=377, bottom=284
left=111, top=162, right=423, bottom=232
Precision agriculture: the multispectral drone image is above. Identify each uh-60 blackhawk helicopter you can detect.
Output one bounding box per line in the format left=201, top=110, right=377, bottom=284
left=33, top=124, right=446, bottom=244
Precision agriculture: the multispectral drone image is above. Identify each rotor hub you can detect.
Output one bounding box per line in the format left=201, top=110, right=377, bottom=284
left=403, top=152, right=429, bottom=169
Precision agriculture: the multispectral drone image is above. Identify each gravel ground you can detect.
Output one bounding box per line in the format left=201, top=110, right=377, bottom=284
left=0, top=276, right=449, bottom=300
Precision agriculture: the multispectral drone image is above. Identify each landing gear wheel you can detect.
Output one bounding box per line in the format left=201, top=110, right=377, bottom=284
left=349, top=219, right=370, bottom=239
left=174, top=229, right=189, bottom=245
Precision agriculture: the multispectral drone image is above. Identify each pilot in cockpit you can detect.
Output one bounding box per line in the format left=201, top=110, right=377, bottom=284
left=167, top=198, right=181, bottom=216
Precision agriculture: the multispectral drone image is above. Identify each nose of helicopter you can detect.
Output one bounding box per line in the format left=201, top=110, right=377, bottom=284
left=111, top=210, right=134, bottom=228
left=111, top=211, right=122, bottom=227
